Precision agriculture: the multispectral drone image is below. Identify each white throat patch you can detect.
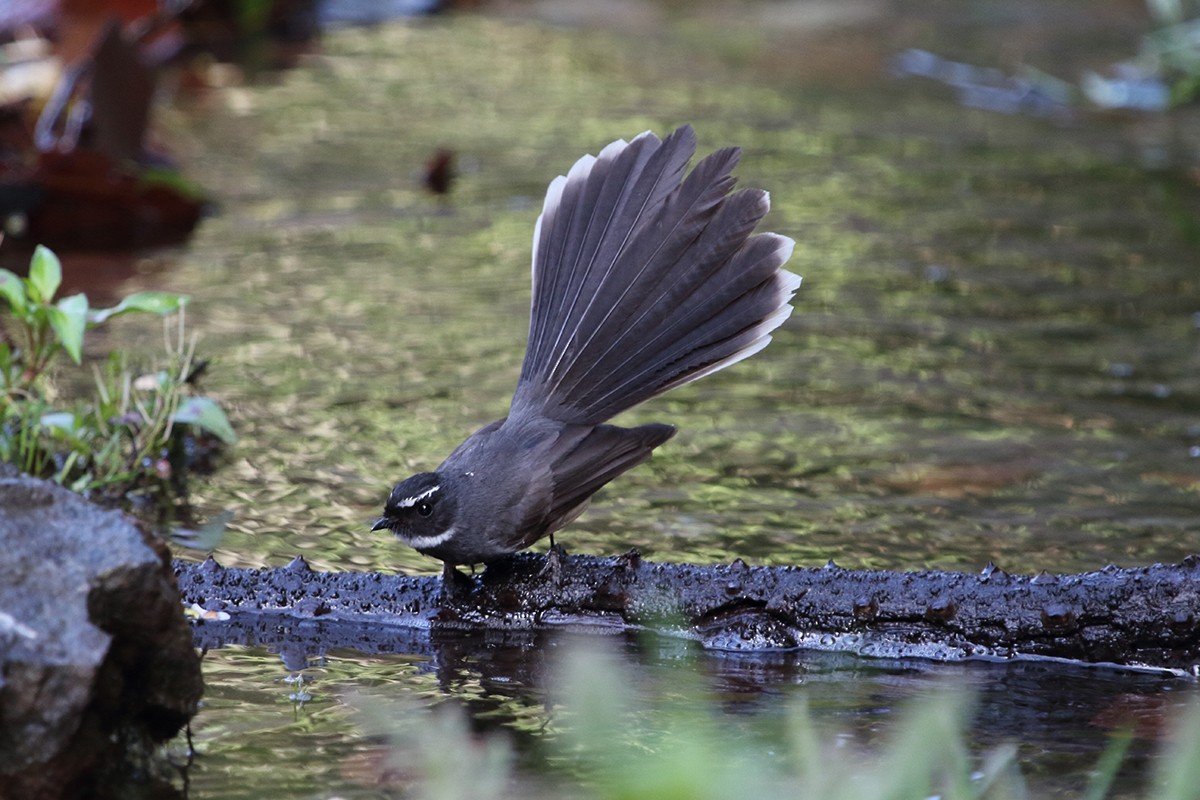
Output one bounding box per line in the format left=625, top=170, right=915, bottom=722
left=407, top=526, right=456, bottom=550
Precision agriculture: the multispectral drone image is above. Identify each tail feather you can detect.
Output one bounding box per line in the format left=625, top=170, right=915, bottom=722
left=586, top=235, right=799, bottom=414
left=582, top=188, right=776, bottom=367
left=527, top=131, right=690, bottom=375
left=554, top=153, right=749, bottom=384
left=513, top=125, right=800, bottom=425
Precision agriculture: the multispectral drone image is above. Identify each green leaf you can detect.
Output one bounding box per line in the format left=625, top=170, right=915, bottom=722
left=28, top=245, right=62, bottom=304
left=172, top=396, right=237, bottom=444
left=89, top=291, right=189, bottom=324
left=0, top=269, right=27, bottom=311
left=47, top=294, right=89, bottom=364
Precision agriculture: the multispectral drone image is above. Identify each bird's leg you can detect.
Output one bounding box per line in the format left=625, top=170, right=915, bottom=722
left=440, top=562, right=474, bottom=598
left=542, top=538, right=569, bottom=588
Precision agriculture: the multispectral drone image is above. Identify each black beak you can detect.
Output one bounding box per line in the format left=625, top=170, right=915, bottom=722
left=371, top=516, right=391, bottom=532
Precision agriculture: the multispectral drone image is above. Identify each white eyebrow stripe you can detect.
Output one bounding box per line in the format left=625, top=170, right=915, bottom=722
left=396, top=485, right=440, bottom=508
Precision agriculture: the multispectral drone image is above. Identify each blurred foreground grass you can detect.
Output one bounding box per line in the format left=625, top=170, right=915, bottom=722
left=353, top=642, right=1200, bottom=800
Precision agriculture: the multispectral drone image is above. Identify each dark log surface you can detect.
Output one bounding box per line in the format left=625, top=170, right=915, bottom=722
left=174, top=552, right=1200, bottom=676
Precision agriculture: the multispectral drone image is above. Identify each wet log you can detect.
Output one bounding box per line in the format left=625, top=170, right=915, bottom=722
left=174, top=552, right=1200, bottom=676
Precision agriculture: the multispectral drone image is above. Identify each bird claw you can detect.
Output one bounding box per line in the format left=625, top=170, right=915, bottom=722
left=440, top=563, right=474, bottom=597
left=541, top=542, right=569, bottom=588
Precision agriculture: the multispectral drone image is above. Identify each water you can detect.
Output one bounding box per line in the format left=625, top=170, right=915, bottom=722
left=87, top=5, right=1200, bottom=796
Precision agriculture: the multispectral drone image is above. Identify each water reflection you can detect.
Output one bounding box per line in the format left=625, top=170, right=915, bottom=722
left=189, top=627, right=1190, bottom=797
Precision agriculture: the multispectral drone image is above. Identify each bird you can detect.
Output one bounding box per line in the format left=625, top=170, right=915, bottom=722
left=372, top=124, right=801, bottom=578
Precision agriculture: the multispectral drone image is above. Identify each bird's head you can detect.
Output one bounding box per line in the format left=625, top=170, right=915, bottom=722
left=371, top=472, right=459, bottom=553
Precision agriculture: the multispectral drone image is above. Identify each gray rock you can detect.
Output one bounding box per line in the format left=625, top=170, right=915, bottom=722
left=0, top=466, right=203, bottom=799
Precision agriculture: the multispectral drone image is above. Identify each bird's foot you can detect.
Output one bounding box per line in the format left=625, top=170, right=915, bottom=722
left=440, top=563, right=475, bottom=598
left=541, top=542, right=570, bottom=588
left=615, top=547, right=642, bottom=569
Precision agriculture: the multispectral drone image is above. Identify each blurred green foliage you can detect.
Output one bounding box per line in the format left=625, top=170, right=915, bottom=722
left=362, top=642, right=1200, bottom=800
left=0, top=244, right=234, bottom=505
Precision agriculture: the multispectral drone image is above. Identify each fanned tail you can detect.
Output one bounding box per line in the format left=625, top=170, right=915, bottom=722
left=512, top=125, right=800, bottom=425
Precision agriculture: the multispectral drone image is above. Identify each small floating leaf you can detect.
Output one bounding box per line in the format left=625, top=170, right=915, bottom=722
left=184, top=602, right=231, bottom=620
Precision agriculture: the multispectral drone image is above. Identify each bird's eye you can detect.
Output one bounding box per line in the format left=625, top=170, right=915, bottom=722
left=416, top=501, right=434, bottom=517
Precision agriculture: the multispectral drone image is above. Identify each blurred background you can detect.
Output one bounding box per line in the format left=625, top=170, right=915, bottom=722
left=2, top=1, right=1199, bottom=796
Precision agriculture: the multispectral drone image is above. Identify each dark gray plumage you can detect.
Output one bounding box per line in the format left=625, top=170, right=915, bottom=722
left=373, top=125, right=801, bottom=568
